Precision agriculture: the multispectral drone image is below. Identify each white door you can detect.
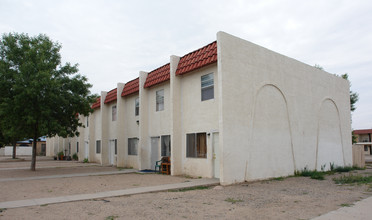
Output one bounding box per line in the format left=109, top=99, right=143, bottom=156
left=108, top=140, right=115, bottom=165
left=151, top=137, right=160, bottom=170
left=213, top=133, right=220, bottom=178
left=84, top=141, right=89, bottom=159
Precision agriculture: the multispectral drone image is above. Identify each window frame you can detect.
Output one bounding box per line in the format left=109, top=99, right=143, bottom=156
left=156, top=89, right=164, bottom=111
left=161, top=135, right=171, bottom=157
left=201, top=73, right=214, bottom=101
left=186, top=132, right=207, bottom=158
left=135, top=97, right=139, bottom=116
left=128, top=138, right=138, bottom=155
left=112, top=105, right=117, bottom=121
left=96, top=140, right=101, bottom=154
left=114, top=139, right=117, bottom=155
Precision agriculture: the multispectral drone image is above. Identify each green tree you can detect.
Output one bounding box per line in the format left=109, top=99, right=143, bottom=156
left=0, top=33, right=96, bottom=170
left=314, top=64, right=324, bottom=70
left=341, top=73, right=359, bottom=112
left=0, top=129, right=10, bottom=148
left=341, top=73, right=359, bottom=144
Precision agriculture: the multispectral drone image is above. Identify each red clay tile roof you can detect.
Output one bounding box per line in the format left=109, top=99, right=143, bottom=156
left=122, top=78, right=139, bottom=97
left=354, top=129, right=372, bottom=135
left=144, top=63, right=170, bottom=88
left=176, top=41, right=217, bottom=76
left=104, top=88, right=117, bottom=104
left=92, top=97, right=101, bottom=109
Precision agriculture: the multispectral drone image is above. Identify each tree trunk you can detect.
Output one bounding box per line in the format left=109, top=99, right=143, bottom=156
left=31, top=134, right=37, bottom=171
left=12, top=139, right=17, bottom=159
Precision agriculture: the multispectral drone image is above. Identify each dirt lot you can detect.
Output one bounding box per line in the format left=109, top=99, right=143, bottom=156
left=1, top=158, right=372, bottom=220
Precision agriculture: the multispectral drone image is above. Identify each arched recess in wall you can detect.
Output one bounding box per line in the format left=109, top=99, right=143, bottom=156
left=247, top=84, right=295, bottom=180
left=316, top=98, right=345, bottom=170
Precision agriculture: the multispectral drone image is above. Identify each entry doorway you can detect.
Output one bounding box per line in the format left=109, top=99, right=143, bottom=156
left=109, top=140, right=116, bottom=165
left=151, top=137, right=160, bottom=170
left=84, top=141, right=89, bottom=159
left=213, top=133, right=220, bottom=178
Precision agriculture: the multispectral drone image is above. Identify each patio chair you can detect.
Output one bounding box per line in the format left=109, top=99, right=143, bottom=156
left=155, top=160, right=162, bottom=173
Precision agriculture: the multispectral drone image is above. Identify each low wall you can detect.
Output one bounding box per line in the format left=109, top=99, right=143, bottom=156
left=352, top=145, right=365, bottom=168
left=3, top=146, right=32, bottom=156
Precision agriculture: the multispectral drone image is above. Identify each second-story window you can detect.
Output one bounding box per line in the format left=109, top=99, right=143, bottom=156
left=201, top=73, right=214, bottom=101
left=156, top=89, right=164, bottom=111
left=112, top=105, right=117, bottom=121
left=135, top=97, right=139, bottom=116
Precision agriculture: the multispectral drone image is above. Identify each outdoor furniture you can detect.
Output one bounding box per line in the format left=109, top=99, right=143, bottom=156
left=155, top=160, right=162, bottom=173
left=161, top=156, right=171, bottom=175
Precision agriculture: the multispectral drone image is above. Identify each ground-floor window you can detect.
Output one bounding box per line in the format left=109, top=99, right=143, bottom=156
left=96, top=140, right=101, bottom=154
left=186, top=132, right=207, bottom=158
left=114, top=139, right=117, bottom=155
left=161, top=135, right=171, bottom=157
left=365, top=146, right=369, bottom=151
left=76, top=142, right=79, bottom=152
left=128, top=138, right=138, bottom=155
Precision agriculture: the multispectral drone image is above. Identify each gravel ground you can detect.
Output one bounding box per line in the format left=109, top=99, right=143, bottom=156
left=0, top=159, right=372, bottom=220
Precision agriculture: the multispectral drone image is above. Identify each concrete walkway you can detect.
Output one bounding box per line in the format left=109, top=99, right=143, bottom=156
left=312, top=196, right=372, bottom=220
left=0, top=169, right=136, bottom=182
left=0, top=178, right=220, bottom=209
left=0, top=163, right=99, bottom=171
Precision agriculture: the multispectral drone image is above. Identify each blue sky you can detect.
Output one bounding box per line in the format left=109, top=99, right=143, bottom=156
left=1, top=0, right=371, bottom=129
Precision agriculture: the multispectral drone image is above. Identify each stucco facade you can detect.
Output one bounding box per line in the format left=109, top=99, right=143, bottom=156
left=47, top=32, right=352, bottom=185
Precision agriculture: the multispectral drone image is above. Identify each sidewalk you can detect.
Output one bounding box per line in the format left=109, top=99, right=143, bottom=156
left=0, top=178, right=220, bottom=209
left=0, top=169, right=136, bottom=182
left=0, top=156, right=54, bottom=162
left=312, top=196, right=372, bottom=220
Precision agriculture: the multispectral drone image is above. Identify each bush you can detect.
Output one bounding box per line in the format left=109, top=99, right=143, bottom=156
left=57, top=151, right=64, bottom=157
left=295, top=167, right=325, bottom=180
left=333, top=174, right=372, bottom=184
left=72, top=153, right=78, bottom=160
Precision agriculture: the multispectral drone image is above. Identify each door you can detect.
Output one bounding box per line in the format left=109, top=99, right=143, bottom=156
left=151, top=137, right=160, bottom=170
left=41, top=144, right=46, bottom=156
left=213, top=133, right=220, bottom=178
left=109, top=140, right=115, bottom=165
left=84, top=141, right=89, bottom=159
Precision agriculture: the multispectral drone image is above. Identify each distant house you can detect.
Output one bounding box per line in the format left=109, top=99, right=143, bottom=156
left=47, top=32, right=352, bottom=185
left=354, top=129, right=372, bottom=155
left=16, top=137, right=46, bottom=156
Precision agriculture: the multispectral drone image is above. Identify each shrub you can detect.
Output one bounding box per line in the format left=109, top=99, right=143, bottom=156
left=333, top=174, right=372, bottom=185
left=72, top=153, right=78, bottom=160
left=295, top=167, right=324, bottom=180
left=225, top=198, right=244, bottom=204
left=57, top=151, right=64, bottom=157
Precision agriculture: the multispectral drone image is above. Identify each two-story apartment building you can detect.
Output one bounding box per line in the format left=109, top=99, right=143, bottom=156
left=47, top=32, right=352, bottom=185
left=354, top=129, right=372, bottom=155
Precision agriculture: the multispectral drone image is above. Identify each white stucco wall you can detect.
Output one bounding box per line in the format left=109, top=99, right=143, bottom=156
left=106, top=101, right=118, bottom=165
left=179, top=64, right=219, bottom=178
left=122, top=94, right=140, bottom=169
left=80, top=115, right=89, bottom=161
left=93, top=108, right=102, bottom=163
left=147, top=83, right=171, bottom=137
left=217, top=32, right=352, bottom=185
left=144, top=82, right=171, bottom=169
left=3, top=146, right=32, bottom=156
